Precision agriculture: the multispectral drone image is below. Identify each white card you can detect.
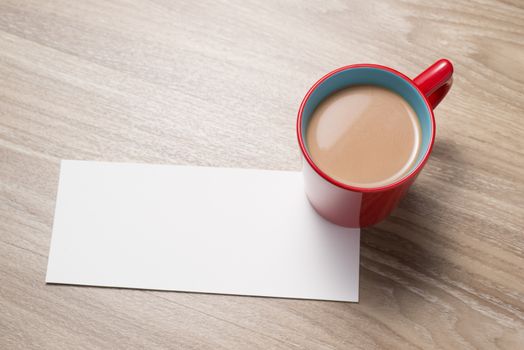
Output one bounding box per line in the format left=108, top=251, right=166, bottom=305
left=46, top=161, right=360, bottom=302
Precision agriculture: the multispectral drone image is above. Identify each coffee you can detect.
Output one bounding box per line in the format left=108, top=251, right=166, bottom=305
left=306, top=85, right=421, bottom=188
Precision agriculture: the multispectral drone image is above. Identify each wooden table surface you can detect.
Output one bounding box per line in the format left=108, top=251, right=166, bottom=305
left=1, top=0, right=523, bottom=349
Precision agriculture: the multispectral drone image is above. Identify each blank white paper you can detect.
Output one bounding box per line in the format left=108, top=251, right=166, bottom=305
left=46, top=160, right=360, bottom=302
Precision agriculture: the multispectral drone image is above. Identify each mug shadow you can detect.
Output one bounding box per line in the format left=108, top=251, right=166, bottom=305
left=355, top=138, right=465, bottom=304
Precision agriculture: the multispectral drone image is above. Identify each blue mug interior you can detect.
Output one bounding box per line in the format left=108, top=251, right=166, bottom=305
left=301, top=67, right=433, bottom=177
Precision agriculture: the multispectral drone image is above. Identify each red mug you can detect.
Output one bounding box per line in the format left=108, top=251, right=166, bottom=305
left=297, top=59, right=453, bottom=228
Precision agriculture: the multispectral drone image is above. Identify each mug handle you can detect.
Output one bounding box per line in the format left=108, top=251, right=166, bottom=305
left=413, top=59, right=454, bottom=109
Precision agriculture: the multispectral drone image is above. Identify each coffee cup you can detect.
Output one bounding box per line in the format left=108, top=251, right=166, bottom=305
left=297, top=59, right=453, bottom=227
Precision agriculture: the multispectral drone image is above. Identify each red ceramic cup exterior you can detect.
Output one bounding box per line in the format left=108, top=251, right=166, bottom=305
left=297, top=59, right=453, bottom=228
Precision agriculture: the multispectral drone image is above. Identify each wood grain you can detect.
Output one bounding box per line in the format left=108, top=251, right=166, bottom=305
left=1, top=0, right=523, bottom=348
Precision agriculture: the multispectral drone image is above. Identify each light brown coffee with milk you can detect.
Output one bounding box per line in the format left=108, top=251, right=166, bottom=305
left=306, top=85, right=421, bottom=188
